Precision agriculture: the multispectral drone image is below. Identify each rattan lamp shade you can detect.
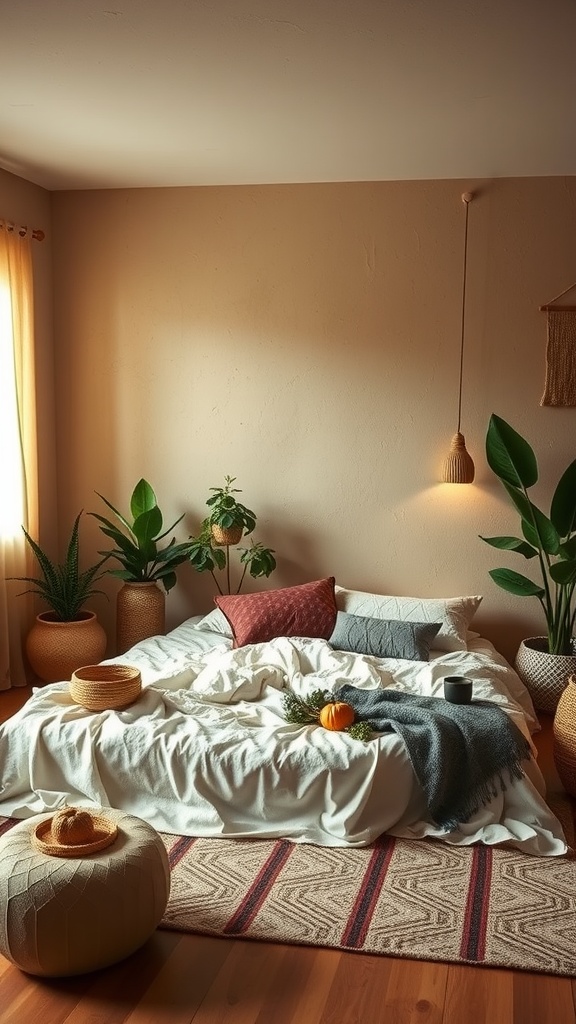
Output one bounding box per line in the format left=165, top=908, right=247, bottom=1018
left=441, top=192, right=476, bottom=484
left=442, top=432, right=475, bottom=484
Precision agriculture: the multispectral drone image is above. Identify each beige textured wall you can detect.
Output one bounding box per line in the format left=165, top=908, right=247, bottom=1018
left=0, top=169, right=56, bottom=552
left=51, top=178, right=576, bottom=662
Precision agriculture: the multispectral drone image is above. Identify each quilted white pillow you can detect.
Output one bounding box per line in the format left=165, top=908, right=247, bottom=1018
left=334, top=587, right=482, bottom=652
left=198, top=608, right=233, bottom=636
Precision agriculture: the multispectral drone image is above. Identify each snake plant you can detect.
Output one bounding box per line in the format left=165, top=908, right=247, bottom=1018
left=11, top=511, right=108, bottom=621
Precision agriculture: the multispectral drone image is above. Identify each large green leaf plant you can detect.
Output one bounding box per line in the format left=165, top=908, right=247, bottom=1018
left=480, top=414, right=576, bottom=655
left=91, top=479, right=191, bottom=594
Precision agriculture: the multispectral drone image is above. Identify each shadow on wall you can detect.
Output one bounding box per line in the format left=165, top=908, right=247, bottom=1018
left=476, top=611, right=544, bottom=667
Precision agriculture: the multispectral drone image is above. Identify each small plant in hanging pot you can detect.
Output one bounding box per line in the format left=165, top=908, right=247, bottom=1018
left=9, top=511, right=109, bottom=682
left=480, top=413, right=576, bottom=711
left=91, top=478, right=193, bottom=651
left=205, top=476, right=257, bottom=547
left=188, top=476, right=276, bottom=595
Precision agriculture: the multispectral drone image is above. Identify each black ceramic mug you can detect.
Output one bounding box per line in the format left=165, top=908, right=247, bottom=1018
left=443, top=675, right=473, bottom=704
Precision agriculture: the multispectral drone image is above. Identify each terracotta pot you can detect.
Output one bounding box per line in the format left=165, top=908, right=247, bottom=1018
left=210, top=523, right=243, bottom=547
left=116, top=581, right=165, bottom=654
left=553, top=675, right=576, bottom=797
left=514, top=636, right=576, bottom=714
left=26, top=610, right=107, bottom=684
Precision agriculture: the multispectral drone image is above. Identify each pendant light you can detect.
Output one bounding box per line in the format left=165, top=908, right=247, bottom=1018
left=442, top=192, right=475, bottom=484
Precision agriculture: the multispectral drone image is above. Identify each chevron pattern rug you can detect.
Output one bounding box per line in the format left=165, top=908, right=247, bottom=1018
left=1, top=803, right=574, bottom=977
left=160, top=798, right=576, bottom=977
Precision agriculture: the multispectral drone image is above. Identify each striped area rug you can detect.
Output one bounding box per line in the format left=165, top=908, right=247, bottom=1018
left=160, top=797, right=576, bottom=977
left=1, top=806, right=575, bottom=976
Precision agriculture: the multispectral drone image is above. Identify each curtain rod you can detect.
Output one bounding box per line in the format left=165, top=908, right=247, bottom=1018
left=0, top=220, right=45, bottom=242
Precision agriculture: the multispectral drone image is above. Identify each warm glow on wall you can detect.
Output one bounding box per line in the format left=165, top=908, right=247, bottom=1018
left=0, top=282, right=25, bottom=536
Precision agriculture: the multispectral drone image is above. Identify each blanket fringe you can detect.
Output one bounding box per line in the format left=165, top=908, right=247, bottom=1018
left=437, top=758, right=529, bottom=832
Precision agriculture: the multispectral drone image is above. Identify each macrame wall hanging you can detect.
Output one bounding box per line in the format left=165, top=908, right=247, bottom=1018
left=539, top=283, right=576, bottom=407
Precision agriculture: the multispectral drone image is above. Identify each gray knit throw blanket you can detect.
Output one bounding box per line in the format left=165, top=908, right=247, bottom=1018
left=338, top=684, right=532, bottom=831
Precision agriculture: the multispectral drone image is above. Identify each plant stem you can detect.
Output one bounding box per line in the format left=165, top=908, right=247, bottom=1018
left=210, top=570, right=224, bottom=596
left=520, top=481, right=555, bottom=639
left=236, top=563, right=248, bottom=595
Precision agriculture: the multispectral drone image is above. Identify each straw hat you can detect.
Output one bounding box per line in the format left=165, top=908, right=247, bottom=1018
left=32, top=807, right=119, bottom=857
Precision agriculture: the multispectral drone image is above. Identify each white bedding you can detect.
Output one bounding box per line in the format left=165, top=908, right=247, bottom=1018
left=0, top=616, right=567, bottom=856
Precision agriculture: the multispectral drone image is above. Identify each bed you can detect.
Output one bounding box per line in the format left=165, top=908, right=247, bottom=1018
left=0, top=579, right=567, bottom=857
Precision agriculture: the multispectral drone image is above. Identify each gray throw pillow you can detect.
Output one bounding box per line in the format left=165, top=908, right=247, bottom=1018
left=328, top=611, right=442, bottom=661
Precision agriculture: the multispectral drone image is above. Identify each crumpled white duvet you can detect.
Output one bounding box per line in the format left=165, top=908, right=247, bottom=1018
left=0, top=618, right=567, bottom=855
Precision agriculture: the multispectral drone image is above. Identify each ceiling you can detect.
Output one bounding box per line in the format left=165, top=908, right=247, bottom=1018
left=2, top=0, right=576, bottom=191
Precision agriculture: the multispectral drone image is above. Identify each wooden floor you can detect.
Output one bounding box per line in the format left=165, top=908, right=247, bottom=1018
left=1, top=686, right=575, bottom=1024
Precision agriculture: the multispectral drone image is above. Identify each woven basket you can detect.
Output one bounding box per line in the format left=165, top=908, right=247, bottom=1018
left=514, top=637, right=576, bottom=714
left=553, top=675, right=576, bottom=797
left=70, top=664, right=142, bottom=712
left=211, top=523, right=243, bottom=546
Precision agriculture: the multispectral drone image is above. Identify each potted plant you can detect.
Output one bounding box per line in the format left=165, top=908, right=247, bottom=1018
left=10, top=511, right=108, bottom=682
left=188, top=476, right=276, bottom=595
left=91, top=478, right=192, bottom=652
left=480, top=413, right=576, bottom=712
left=205, top=476, right=257, bottom=546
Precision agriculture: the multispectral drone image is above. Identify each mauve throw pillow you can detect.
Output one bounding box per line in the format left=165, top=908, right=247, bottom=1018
left=329, top=611, right=442, bottom=661
left=215, top=577, right=337, bottom=648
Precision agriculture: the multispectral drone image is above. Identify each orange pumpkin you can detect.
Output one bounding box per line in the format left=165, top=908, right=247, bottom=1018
left=319, top=701, right=355, bottom=732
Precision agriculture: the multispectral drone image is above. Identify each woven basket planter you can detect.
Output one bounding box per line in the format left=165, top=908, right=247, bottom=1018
left=514, top=637, right=576, bottom=714
left=116, top=581, right=165, bottom=654
left=70, top=664, right=142, bottom=712
left=211, top=523, right=243, bottom=547
left=26, top=611, right=107, bottom=683
left=553, top=675, right=576, bottom=797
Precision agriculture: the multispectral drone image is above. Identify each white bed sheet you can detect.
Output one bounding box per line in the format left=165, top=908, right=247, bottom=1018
left=0, top=617, right=567, bottom=856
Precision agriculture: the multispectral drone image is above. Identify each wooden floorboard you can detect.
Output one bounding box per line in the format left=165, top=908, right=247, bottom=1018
left=1, top=689, right=575, bottom=1023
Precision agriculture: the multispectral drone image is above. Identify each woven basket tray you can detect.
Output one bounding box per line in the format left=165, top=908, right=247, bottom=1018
left=70, top=664, right=142, bottom=712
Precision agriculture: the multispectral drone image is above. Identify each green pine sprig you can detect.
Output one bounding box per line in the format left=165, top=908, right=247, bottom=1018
left=282, top=687, right=373, bottom=742
left=282, top=688, right=329, bottom=725
left=346, top=721, right=373, bottom=742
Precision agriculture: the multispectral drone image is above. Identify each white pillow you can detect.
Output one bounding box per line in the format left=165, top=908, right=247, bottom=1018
left=197, top=608, right=233, bottom=636
left=334, top=587, right=482, bottom=652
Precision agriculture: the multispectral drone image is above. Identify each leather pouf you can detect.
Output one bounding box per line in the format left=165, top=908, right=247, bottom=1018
left=0, top=809, right=170, bottom=977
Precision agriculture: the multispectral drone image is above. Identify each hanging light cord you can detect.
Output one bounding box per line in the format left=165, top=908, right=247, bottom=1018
left=457, top=192, right=472, bottom=433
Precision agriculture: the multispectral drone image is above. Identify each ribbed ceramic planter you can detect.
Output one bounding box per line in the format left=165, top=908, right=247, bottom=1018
left=25, top=611, right=107, bottom=683
left=116, top=581, right=165, bottom=654
left=514, top=636, right=576, bottom=714
left=553, top=675, right=576, bottom=797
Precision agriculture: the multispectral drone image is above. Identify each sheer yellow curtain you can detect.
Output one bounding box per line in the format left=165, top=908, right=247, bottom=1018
left=0, top=222, right=38, bottom=689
